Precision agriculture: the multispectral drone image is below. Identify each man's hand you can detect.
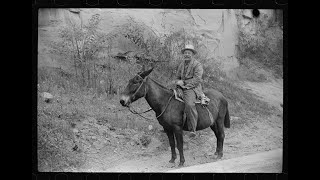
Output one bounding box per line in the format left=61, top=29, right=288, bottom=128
left=176, top=80, right=184, bottom=86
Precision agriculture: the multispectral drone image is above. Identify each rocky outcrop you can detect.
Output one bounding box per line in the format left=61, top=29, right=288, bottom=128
left=38, top=8, right=280, bottom=76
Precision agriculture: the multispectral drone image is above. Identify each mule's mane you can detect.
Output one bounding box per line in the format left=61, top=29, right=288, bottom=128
left=148, top=77, right=173, bottom=93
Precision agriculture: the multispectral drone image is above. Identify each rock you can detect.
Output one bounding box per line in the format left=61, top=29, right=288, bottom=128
left=148, top=125, right=153, bottom=131
left=72, top=128, right=79, bottom=134
left=109, top=131, right=125, bottom=139
left=231, top=116, right=240, bottom=121
left=243, top=9, right=253, bottom=19
left=72, top=145, right=78, bottom=151
left=105, top=104, right=116, bottom=110
left=69, top=8, right=80, bottom=13
left=115, top=135, right=125, bottom=139
left=183, top=144, right=189, bottom=150
left=132, top=134, right=140, bottom=142
left=42, top=92, right=53, bottom=103
left=140, top=135, right=152, bottom=147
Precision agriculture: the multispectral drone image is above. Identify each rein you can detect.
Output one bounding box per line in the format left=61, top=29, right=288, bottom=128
left=126, top=75, right=174, bottom=120
left=128, top=107, right=153, bottom=121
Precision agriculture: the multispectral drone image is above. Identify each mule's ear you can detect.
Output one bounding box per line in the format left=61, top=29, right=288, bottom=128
left=139, top=67, right=154, bottom=79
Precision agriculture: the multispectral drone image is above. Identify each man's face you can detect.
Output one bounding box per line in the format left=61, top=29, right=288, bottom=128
left=183, top=50, right=194, bottom=61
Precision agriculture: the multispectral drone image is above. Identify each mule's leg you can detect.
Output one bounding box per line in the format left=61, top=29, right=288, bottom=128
left=210, top=125, right=220, bottom=156
left=173, top=126, right=185, bottom=167
left=210, top=118, right=225, bottom=159
left=215, top=118, right=225, bottom=159
left=166, top=130, right=177, bottom=163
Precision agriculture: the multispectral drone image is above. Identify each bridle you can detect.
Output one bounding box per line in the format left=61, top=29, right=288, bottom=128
left=126, top=74, right=173, bottom=121
left=131, top=74, right=148, bottom=100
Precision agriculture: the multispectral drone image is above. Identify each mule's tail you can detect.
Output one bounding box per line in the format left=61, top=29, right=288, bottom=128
left=224, top=102, right=230, bottom=128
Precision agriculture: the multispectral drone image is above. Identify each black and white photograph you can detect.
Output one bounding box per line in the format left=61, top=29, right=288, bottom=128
left=37, top=8, right=284, bottom=173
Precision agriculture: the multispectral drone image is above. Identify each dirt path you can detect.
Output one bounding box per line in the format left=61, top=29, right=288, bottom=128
left=167, top=148, right=282, bottom=173
left=240, top=79, right=283, bottom=111
left=70, top=79, right=283, bottom=173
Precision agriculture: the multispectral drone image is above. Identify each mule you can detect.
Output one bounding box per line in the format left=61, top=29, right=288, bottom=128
left=120, top=68, right=230, bottom=167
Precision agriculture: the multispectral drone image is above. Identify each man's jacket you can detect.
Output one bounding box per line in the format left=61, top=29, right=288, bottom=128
left=176, top=58, right=204, bottom=99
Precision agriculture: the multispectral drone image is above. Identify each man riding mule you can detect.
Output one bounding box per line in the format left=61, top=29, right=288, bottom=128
left=173, top=44, right=206, bottom=138
left=119, top=48, right=230, bottom=167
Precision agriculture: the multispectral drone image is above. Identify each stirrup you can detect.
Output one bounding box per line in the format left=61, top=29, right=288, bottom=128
left=189, top=131, right=196, bottom=138
left=200, top=96, right=210, bottom=106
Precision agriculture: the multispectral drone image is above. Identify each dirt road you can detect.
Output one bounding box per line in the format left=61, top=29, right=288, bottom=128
left=167, top=148, right=282, bottom=173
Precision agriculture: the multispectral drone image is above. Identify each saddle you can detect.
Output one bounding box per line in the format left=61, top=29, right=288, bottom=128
left=173, top=88, right=210, bottom=105
left=172, top=88, right=214, bottom=127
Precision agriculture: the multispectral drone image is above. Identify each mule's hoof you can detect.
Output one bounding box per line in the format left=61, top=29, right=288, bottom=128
left=216, top=154, right=223, bottom=159
left=178, top=162, right=184, bottom=167
left=189, top=132, right=196, bottom=138
left=214, top=152, right=218, bottom=155
left=169, top=159, right=175, bottom=163
left=166, top=163, right=176, bottom=168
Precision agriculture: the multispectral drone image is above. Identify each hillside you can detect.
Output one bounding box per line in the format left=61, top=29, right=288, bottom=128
left=36, top=8, right=283, bottom=172
left=37, top=73, right=283, bottom=172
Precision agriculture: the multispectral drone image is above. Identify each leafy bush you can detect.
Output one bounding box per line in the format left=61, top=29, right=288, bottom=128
left=46, top=13, right=117, bottom=92
left=200, top=57, right=226, bottom=81
left=237, top=11, right=283, bottom=78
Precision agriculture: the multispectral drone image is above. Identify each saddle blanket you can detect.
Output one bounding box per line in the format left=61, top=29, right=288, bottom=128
left=172, top=89, right=214, bottom=126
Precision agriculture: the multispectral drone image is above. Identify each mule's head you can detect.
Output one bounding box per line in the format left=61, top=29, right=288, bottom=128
left=120, top=68, right=154, bottom=107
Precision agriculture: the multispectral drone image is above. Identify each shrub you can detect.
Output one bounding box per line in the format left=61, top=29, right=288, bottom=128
left=201, top=57, right=226, bottom=81
left=237, top=11, right=283, bottom=78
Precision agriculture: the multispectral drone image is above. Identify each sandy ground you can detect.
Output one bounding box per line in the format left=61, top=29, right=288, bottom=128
left=69, top=79, right=283, bottom=173
left=167, top=148, right=282, bottom=173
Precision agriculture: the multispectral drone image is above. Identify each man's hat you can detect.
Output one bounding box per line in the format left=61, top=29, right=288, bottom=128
left=181, top=44, right=197, bottom=54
